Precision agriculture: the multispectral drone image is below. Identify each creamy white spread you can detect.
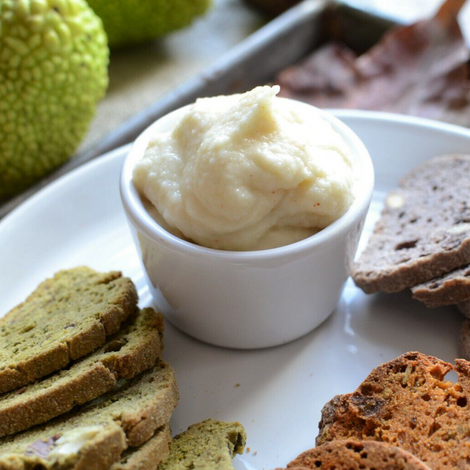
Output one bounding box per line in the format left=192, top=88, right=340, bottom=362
left=133, top=86, right=355, bottom=251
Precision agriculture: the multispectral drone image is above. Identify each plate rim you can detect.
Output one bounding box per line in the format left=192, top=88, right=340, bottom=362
left=0, top=109, right=468, bottom=470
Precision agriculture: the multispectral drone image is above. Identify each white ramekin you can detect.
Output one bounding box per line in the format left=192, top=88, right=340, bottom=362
left=120, top=101, right=374, bottom=349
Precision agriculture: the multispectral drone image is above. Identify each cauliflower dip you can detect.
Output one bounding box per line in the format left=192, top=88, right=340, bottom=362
left=133, top=86, right=355, bottom=251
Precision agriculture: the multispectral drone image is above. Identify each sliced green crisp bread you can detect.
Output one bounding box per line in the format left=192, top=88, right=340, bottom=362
left=284, top=440, right=431, bottom=470
left=113, top=420, right=248, bottom=470
left=0, top=308, right=164, bottom=438
left=158, top=419, right=246, bottom=470
left=0, top=267, right=138, bottom=394
left=110, top=424, right=171, bottom=470
left=352, top=155, right=470, bottom=294
left=0, top=361, right=179, bottom=470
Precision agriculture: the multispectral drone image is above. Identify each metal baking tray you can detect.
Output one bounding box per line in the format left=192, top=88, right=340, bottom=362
left=0, top=0, right=396, bottom=219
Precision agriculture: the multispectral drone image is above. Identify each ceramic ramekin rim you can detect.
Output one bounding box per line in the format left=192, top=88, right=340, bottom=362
left=120, top=101, right=375, bottom=262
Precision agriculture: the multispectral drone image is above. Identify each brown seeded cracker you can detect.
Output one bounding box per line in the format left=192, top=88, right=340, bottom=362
left=352, top=155, right=470, bottom=294
left=283, top=440, right=431, bottom=470
left=316, top=352, right=470, bottom=470
left=0, top=361, right=179, bottom=470
left=412, top=263, right=470, bottom=307
left=0, top=308, right=164, bottom=437
left=0, top=267, right=138, bottom=394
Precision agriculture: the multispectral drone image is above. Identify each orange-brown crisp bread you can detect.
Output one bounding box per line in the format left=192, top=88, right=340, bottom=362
left=316, top=352, right=470, bottom=470
left=284, top=440, right=431, bottom=470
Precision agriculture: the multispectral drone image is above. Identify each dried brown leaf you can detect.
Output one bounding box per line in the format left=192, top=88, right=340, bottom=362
left=277, top=0, right=470, bottom=127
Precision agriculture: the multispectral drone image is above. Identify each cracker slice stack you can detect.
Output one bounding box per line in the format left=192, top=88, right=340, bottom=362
left=275, top=352, right=470, bottom=470
left=0, top=267, right=180, bottom=470
left=352, top=155, right=470, bottom=348
left=315, top=352, right=470, bottom=470
left=352, top=154, right=470, bottom=299
left=0, top=267, right=247, bottom=470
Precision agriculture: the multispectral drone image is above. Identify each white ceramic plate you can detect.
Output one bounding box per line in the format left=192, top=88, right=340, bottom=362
left=0, top=111, right=469, bottom=470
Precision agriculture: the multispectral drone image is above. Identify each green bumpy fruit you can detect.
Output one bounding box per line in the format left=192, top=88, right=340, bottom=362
left=86, top=0, right=211, bottom=48
left=0, top=0, right=109, bottom=200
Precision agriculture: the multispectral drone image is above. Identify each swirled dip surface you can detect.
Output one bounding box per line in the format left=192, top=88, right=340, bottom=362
left=133, top=86, right=354, bottom=251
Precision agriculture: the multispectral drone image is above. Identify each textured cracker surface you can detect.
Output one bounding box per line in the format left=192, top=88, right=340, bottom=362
left=111, top=424, right=171, bottom=470
left=0, top=361, right=179, bottom=470
left=412, top=264, right=470, bottom=307
left=158, top=419, right=246, bottom=470
left=285, top=440, right=431, bottom=470
left=353, top=155, right=470, bottom=293
left=0, top=308, right=163, bottom=437
left=0, top=267, right=137, bottom=393
left=316, top=352, right=470, bottom=470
